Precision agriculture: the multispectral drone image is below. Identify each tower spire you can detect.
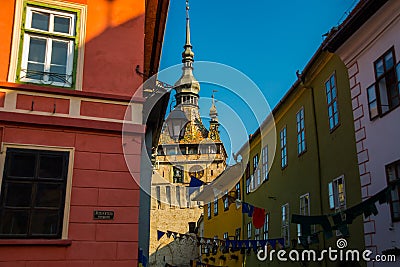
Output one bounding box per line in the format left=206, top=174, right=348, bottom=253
left=209, top=90, right=218, bottom=122
left=174, top=0, right=200, bottom=98
left=182, top=0, right=194, bottom=64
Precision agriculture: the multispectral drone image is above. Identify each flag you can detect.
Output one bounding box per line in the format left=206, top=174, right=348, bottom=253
left=157, top=230, right=165, bottom=240
left=242, top=203, right=254, bottom=217
left=188, top=176, right=205, bottom=195
left=235, top=199, right=242, bottom=209
left=252, top=207, right=266, bottom=229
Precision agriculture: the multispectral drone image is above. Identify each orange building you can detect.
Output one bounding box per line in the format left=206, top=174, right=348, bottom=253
left=0, top=0, right=168, bottom=266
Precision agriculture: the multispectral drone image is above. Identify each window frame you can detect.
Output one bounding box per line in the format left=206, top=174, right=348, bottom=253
left=254, top=228, right=260, bottom=240
left=296, top=107, right=306, bottom=155
left=0, top=144, right=73, bottom=240
left=328, top=176, right=346, bottom=210
left=17, top=3, right=80, bottom=88
left=263, top=213, right=269, bottom=240
left=281, top=203, right=290, bottom=247
left=253, top=154, right=260, bottom=186
left=207, top=202, right=211, bottom=219
left=386, top=160, right=400, bottom=222
left=173, top=165, right=184, bottom=183
left=235, top=228, right=241, bottom=240
left=223, top=191, right=229, bottom=211
left=223, top=232, right=229, bottom=240
left=213, top=197, right=218, bottom=216
left=245, top=163, right=250, bottom=194
left=367, top=47, right=400, bottom=119
left=8, top=0, right=86, bottom=90
left=280, top=126, right=287, bottom=169
left=298, top=193, right=310, bottom=243
left=247, top=222, right=252, bottom=239
left=235, top=182, right=241, bottom=200
left=325, top=72, right=340, bottom=132
left=261, top=145, right=269, bottom=181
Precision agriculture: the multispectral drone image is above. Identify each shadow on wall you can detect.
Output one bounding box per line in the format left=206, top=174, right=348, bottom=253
left=83, top=9, right=145, bottom=96
left=149, top=236, right=199, bottom=267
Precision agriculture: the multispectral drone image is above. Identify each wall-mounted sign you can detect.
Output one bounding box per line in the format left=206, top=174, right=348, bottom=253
left=93, top=210, right=114, bottom=220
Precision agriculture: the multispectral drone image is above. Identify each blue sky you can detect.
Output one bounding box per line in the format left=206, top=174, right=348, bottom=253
left=159, top=0, right=359, bottom=163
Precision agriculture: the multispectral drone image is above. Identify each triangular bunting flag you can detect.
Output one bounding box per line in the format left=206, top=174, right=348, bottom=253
left=157, top=230, right=165, bottom=241
left=250, top=240, right=258, bottom=252
left=235, top=199, right=242, bottom=209
left=188, top=176, right=205, bottom=196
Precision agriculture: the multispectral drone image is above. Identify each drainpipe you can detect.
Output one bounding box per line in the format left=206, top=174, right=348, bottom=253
left=309, top=85, right=327, bottom=267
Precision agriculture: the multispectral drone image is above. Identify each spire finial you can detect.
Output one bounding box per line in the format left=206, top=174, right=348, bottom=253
left=186, top=0, right=190, bottom=19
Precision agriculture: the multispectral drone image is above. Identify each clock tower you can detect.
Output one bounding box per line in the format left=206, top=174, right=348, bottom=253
left=148, top=1, right=227, bottom=266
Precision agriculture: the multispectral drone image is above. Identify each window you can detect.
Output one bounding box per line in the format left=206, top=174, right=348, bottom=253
left=166, top=186, right=171, bottom=206
left=223, top=232, right=229, bottom=240
left=282, top=203, right=290, bottom=247
left=19, top=5, right=77, bottom=87
left=325, top=73, right=340, bottom=130
left=367, top=48, right=400, bottom=119
left=298, top=194, right=310, bottom=243
left=328, top=176, right=346, bottom=211
left=0, top=148, right=69, bottom=238
left=156, top=186, right=161, bottom=209
left=263, top=213, right=269, bottom=240
left=280, top=127, right=287, bottom=168
left=223, top=190, right=229, bottom=210
left=176, top=186, right=181, bottom=207
left=253, top=154, right=260, bottom=186
left=207, top=202, right=211, bottom=219
left=386, top=160, right=400, bottom=221
left=245, top=163, right=250, bottom=194
left=246, top=178, right=251, bottom=194
left=235, top=228, right=241, bottom=240
left=235, top=182, right=241, bottom=200
left=247, top=222, right=252, bottom=239
left=213, top=197, right=218, bottom=215
left=254, top=228, right=260, bottom=240
left=173, top=166, right=183, bottom=183
left=296, top=108, right=306, bottom=155
left=261, top=145, right=269, bottom=181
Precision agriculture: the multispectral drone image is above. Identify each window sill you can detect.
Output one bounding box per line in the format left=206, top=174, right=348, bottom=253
left=297, top=150, right=307, bottom=157
left=0, top=239, right=72, bottom=246
left=329, top=123, right=340, bottom=134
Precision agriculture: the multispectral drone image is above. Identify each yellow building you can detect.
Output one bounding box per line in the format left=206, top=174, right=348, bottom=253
left=194, top=164, right=244, bottom=267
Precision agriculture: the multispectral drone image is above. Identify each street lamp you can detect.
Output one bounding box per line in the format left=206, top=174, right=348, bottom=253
left=166, top=107, right=189, bottom=142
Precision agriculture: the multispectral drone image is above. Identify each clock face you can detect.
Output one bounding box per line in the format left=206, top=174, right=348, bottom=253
left=189, top=165, right=204, bottom=178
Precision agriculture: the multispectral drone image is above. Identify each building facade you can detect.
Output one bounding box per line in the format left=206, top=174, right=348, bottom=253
left=241, top=49, right=365, bottom=266
left=325, top=0, right=400, bottom=264
left=0, top=0, right=168, bottom=266
left=148, top=4, right=227, bottom=266
left=198, top=165, right=243, bottom=267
